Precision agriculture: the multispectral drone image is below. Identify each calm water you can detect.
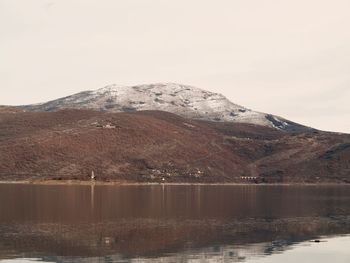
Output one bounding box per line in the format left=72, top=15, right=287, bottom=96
left=0, top=184, right=350, bottom=262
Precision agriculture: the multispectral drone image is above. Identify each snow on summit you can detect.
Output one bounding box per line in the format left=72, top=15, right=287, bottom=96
left=21, top=83, right=310, bottom=131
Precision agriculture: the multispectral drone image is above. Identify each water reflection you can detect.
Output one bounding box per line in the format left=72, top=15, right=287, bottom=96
left=0, top=184, right=350, bottom=262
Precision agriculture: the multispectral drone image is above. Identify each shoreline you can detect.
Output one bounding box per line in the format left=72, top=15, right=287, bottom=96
left=0, top=179, right=349, bottom=186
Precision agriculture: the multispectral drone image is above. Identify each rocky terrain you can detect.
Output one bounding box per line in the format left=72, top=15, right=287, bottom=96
left=0, top=108, right=349, bottom=183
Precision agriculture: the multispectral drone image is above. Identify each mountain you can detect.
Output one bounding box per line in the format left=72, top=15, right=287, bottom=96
left=0, top=109, right=349, bottom=183
left=20, top=83, right=311, bottom=132
left=2, top=83, right=349, bottom=183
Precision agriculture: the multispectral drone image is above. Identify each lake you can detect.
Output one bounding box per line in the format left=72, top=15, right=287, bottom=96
left=0, top=184, right=350, bottom=262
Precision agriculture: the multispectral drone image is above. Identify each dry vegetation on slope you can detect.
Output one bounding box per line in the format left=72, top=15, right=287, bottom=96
left=0, top=108, right=349, bottom=183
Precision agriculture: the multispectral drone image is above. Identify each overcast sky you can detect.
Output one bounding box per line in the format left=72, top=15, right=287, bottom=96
left=1, top=0, right=349, bottom=132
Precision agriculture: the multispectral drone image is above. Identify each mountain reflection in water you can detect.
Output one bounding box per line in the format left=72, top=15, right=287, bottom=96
left=0, top=184, right=350, bottom=262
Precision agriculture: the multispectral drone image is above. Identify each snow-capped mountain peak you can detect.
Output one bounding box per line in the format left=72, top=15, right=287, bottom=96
left=20, top=83, right=311, bottom=131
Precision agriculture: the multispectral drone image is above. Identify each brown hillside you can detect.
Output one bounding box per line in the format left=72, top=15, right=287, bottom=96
left=0, top=109, right=349, bottom=183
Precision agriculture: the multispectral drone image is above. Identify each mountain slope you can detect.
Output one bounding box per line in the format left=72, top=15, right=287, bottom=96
left=20, top=83, right=311, bottom=132
left=0, top=109, right=349, bottom=183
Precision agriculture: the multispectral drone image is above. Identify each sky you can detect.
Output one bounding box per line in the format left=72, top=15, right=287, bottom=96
left=1, top=0, right=349, bottom=133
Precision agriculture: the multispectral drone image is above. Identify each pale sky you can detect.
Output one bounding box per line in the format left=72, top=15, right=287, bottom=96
left=1, top=0, right=349, bottom=133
